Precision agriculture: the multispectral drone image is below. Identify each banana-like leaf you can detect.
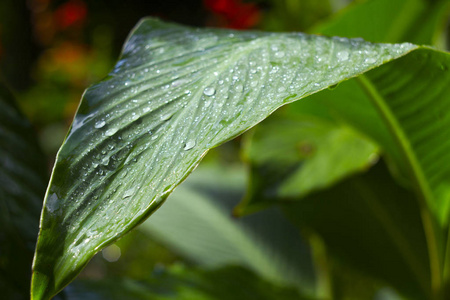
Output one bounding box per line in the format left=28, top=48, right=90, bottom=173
left=238, top=111, right=378, bottom=214
left=139, top=162, right=315, bottom=293
left=66, top=265, right=314, bottom=300
left=283, top=161, right=431, bottom=299
left=0, top=84, right=47, bottom=299
left=32, top=18, right=422, bottom=299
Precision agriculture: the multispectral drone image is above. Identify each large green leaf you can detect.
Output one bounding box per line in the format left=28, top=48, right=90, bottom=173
left=0, top=83, right=47, bottom=299
left=283, top=161, right=432, bottom=299
left=237, top=111, right=378, bottom=214
left=139, top=162, right=315, bottom=293
left=32, top=18, right=421, bottom=299
left=66, top=265, right=314, bottom=300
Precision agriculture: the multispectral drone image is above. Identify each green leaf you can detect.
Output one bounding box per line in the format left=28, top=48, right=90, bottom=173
left=312, top=0, right=450, bottom=47
left=283, top=161, right=432, bottom=299
left=66, top=265, right=314, bottom=300
left=138, top=162, right=315, bottom=293
left=31, top=18, right=419, bottom=299
left=0, top=83, right=47, bottom=299
left=242, top=47, right=450, bottom=297
left=237, top=111, right=378, bottom=214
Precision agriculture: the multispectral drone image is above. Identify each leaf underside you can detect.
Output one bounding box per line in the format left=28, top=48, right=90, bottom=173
left=31, top=18, right=418, bottom=299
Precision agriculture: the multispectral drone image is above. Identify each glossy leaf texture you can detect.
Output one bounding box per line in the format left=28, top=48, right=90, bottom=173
left=0, top=84, right=47, bottom=299
left=31, top=18, right=418, bottom=299
left=283, top=161, right=432, bottom=299
left=66, top=265, right=314, bottom=300
left=238, top=111, right=378, bottom=214
left=139, top=162, right=315, bottom=293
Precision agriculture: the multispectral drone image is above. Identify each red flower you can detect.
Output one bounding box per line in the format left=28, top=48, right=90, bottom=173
left=54, top=0, right=87, bottom=29
left=204, top=0, right=260, bottom=29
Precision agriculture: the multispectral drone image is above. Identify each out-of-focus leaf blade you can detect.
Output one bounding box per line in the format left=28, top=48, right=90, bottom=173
left=0, top=83, right=47, bottom=299
left=283, top=161, right=432, bottom=299
left=66, top=265, right=314, bottom=300
left=238, top=112, right=378, bottom=214
left=313, top=0, right=450, bottom=47
left=139, top=162, right=315, bottom=293
left=31, top=18, right=418, bottom=299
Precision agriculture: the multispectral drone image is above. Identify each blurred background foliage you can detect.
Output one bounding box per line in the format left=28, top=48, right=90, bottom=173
left=0, top=1, right=449, bottom=299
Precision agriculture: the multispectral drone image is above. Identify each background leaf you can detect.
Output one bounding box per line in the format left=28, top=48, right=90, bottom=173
left=283, top=161, right=432, bottom=299
left=66, top=265, right=314, bottom=300
left=31, top=18, right=418, bottom=299
left=313, top=0, right=450, bottom=47
left=139, top=162, right=316, bottom=294
left=238, top=110, right=378, bottom=214
left=0, top=83, right=47, bottom=299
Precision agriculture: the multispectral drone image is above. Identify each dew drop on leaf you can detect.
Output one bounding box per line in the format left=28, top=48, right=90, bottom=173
left=94, top=120, right=106, bottom=129
left=105, top=128, right=118, bottom=136
left=365, top=57, right=377, bottom=64
left=183, top=139, right=196, bottom=150
left=275, top=51, right=285, bottom=58
left=161, top=113, right=173, bottom=121
left=203, top=87, right=215, bottom=96
left=122, top=187, right=136, bottom=199
left=336, top=51, right=349, bottom=61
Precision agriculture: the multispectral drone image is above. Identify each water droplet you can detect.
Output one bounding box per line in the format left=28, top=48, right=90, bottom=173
left=124, top=81, right=131, bottom=86
left=161, top=112, right=173, bottom=121
left=336, top=51, right=349, bottom=61
left=275, top=51, right=285, bottom=58
left=183, top=139, right=196, bottom=150
left=105, top=128, right=118, bottom=136
left=122, top=187, right=136, bottom=199
left=364, top=57, right=377, bottom=64
left=95, top=120, right=106, bottom=129
left=131, top=113, right=140, bottom=121
left=203, top=87, right=215, bottom=96
left=235, top=84, right=243, bottom=92
left=171, top=78, right=187, bottom=87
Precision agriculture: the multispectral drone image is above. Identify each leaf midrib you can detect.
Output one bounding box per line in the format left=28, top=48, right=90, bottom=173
left=356, top=72, right=442, bottom=293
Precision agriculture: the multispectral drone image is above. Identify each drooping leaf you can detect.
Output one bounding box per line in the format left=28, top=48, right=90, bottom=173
left=66, top=265, right=314, bottom=300
left=32, top=18, right=421, bottom=299
left=0, top=83, right=47, bottom=299
left=283, top=161, right=432, bottom=299
left=139, top=162, right=315, bottom=293
left=237, top=111, right=378, bottom=214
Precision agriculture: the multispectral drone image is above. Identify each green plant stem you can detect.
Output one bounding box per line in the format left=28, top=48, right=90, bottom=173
left=356, top=75, right=442, bottom=299
left=308, top=233, right=333, bottom=300
left=443, top=227, right=450, bottom=295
